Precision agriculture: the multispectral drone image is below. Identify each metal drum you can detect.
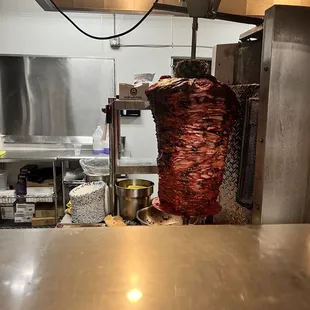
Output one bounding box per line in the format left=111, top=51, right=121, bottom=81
left=116, top=179, right=154, bottom=220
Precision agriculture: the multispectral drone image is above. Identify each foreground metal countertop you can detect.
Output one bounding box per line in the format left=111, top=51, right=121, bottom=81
left=1, top=225, right=310, bottom=310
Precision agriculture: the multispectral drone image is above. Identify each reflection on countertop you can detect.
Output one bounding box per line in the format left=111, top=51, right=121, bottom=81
left=1, top=225, right=310, bottom=310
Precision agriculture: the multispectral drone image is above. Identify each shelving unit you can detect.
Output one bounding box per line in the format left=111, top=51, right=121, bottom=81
left=0, top=189, right=56, bottom=229
left=0, top=160, right=58, bottom=227
left=109, top=99, right=158, bottom=215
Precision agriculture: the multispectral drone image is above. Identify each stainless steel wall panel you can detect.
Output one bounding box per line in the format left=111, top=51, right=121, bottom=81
left=254, top=5, right=310, bottom=224
left=212, top=44, right=238, bottom=84
left=0, top=56, right=115, bottom=137
left=212, top=41, right=261, bottom=85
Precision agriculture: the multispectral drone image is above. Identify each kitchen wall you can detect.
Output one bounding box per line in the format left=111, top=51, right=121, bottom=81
left=0, top=0, right=251, bottom=192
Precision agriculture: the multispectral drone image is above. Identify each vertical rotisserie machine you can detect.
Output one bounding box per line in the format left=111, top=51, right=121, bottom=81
left=107, top=4, right=310, bottom=225
left=214, top=5, right=310, bottom=224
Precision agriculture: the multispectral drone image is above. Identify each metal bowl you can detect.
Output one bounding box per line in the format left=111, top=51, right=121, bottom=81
left=136, top=206, right=183, bottom=226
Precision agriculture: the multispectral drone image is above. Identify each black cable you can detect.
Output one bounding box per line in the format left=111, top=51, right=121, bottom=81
left=49, top=0, right=159, bottom=40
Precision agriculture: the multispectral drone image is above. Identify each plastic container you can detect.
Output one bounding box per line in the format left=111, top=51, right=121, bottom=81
left=92, top=126, right=105, bottom=154
left=73, top=143, right=82, bottom=156
left=16, top=175, right=27, bottom=196
left=26, top=187, right=54, bottom=203
left=0, top=190, right=16, bottom=204
left=102, top=140, right=110, bottom=155
left=70, top=181, right=107, bottom=224
left=0, top=171, right=7, bottom=191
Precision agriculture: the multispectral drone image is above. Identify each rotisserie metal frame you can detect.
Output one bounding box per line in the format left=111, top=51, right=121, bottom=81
left=215, top=5, right=310, bottom=224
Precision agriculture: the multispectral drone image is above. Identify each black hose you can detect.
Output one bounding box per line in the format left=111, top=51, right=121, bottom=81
left=49, top=0, right=159, bottom=40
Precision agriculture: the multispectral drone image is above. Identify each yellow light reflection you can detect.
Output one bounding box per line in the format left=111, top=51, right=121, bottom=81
left=127, top=289, right=143, bottom=303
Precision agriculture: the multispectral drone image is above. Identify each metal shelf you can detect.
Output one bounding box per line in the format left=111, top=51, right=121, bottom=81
left=114, top=100, right=151, bottom=110
left=63, top=180, right=85, bottom=187
left=0, top=194, right=55, bottom=204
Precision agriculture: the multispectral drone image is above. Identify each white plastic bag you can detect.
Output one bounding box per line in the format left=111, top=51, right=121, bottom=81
left=134, top=73, right=155, bottom=85
left=80, top=158, right=109, bottom=176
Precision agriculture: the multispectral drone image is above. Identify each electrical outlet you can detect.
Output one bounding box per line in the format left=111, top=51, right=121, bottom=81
left=110, top=37, right=120, bottom=49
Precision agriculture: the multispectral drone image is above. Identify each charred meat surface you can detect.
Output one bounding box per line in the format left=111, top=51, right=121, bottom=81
left=146, top=72, right=238, bottom=217
left=175, top=59, right=210, bottom=78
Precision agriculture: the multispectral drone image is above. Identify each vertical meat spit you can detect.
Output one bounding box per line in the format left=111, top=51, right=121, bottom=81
left=188, top=0, right=222, bottom=60
left=191, top=17, right=198, bottom=60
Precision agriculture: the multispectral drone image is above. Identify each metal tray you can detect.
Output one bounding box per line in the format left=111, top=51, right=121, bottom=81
left=136, top=206, right=183, bottom=226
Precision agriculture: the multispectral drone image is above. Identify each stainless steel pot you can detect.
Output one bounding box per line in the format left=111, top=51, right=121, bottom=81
left=86, top=174, right=109, bottom=184
left=116, top=179, right=154, bottom=220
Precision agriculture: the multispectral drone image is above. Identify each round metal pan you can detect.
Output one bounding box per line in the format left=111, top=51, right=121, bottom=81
left=136, top=206, right=183, bottom=226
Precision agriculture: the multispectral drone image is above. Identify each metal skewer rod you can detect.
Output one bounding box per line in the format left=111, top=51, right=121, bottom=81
left=191, top=17, right=198, bottom=60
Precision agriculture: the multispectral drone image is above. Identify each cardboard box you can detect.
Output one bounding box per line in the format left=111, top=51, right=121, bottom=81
left=32, top=217, right=56, bottom=227
left=0, top=206, right=14, bottom=220
left=35, top=203, right=54, bottom=217
left=16, top=204, right=35, bottom=215
left=27, top=179, right=54, bottom=187
left=35, top=203, right=64, bottom=217
left=14, top=213, right=33, bottom=223
left=119, top=83, right=149, bottom=101
left=35, top=209, right=55, bottom=218
left=58, top=208, right=65, bottom=217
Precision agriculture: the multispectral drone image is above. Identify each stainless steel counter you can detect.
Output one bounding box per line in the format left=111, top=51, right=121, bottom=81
left=1, top=225, right=310, bottom=310
left=56, top=150, right=101, bottom=161
left=0, top=150, right=59, bottom=162
left=0, top=150, right=99, bottom=162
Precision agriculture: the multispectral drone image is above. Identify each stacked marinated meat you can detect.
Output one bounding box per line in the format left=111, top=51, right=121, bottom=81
left=146, top=73, right=238, bottom=217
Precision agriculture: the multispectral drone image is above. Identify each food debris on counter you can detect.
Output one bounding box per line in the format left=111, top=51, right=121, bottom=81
left=104, top=215, right=127, bottom=227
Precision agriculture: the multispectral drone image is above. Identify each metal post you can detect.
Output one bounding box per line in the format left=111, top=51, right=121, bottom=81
left=108, top=98, right=117, bottom=216
left=191, top=17, right=198, bottom=60
left=52, top=161, right=58, bottom=222
left=61, top=161, right=66, bottom=212
left=116, top=109, right=121, bottom=160
left=114, top=103, right=121, bottom=215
